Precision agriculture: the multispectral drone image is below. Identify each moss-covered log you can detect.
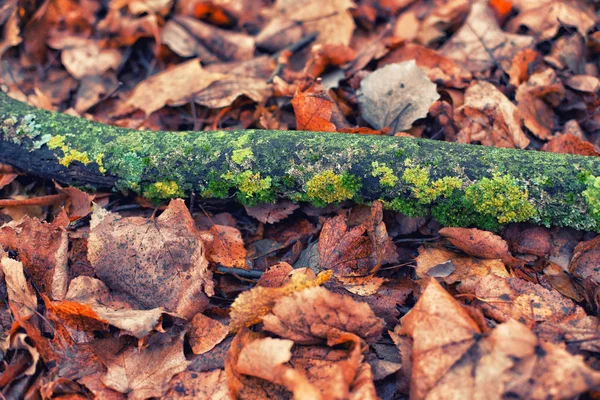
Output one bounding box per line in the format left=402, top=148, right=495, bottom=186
left=1, top=92, right=600, bottom=231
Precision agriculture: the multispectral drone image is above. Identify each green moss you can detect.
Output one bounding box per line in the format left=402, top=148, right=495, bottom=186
left=382, top=197, right=428, bottom=217
left=372, top=162, right=398, bottom=187
left=143, top=180, right=184, bottom=201
left=306, top=170, right=361, bottom=207
left=202, top=177, right=231, bottom=199
left=465, top=173, right=535, bottom=224
left=231, top=148, right=254, bottom=164
left=432, top=192, right=501, bottom=232
left=583, top=175, right=600, bottom=221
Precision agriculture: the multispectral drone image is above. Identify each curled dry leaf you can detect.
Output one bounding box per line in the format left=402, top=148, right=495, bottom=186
left=256, top=0, right=355, bottom=51
left=462, top=274, right=587, bottom=327
left=507, top=49, right=542, bottom=86
left=236, top=337, right=322, bottom=399
left=399, top=279, right=600, bottom=399
left=358, top=61, right=440, bottom=133
left=506, top=0, right=596, bottom=41
left=542, top=134, right=600, bottom=156
left=245, top=200, right=300, bottom=224
left=88, top=199, right=213, bottom=319
left=49, top=276, right=166, bottom=339
left=379, top=43, right=472, bottom=89
left=1, top=257, right=37, bottom=320
left=188, top=313, right=229, bottom=355
left=569, top=235, right=600, bottom=284
left=47, top=36, right=122, bottom=79
left=515, top=68, right=565, bottom=140
left=261, top=286, right=385, bottom=344
left=440, top=1, right=534, bottom=73
left=415, top=245, right=509, bottom=287
left=565, top=75, right=600, bottom=93
left=438, top=227, right=522, bottom=267
left=101, top=334, right=190, bottom=400
left=0, top=211, right=69, bottom=299
left=229, top=269, right=331, bottom=332
left=455, top=81, right=530, bottom=149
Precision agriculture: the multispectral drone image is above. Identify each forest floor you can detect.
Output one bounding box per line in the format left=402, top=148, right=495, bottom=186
left=0, top=0, right=600, bottom=398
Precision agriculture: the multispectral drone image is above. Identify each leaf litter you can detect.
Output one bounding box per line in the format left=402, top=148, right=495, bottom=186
left=2, top=0, right=600, bottom=398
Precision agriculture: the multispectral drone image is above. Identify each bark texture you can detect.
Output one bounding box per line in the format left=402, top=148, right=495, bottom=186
left=1, top=92, right=599, bottom=231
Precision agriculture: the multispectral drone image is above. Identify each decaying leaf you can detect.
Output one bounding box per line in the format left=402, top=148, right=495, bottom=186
left=262, top=286, right=385, bottom=344
left=2, top=257, right=38, bottom=319
left=358, top=61, right=440, bottom=133
left=245, top=201, right=300, bottom=224
left=0, top=211, right=69, bottom=300
left=569, top=235, right=600, bottom=284
left=291, top=88, right=337, bottom=132
left=101, top=334, right=190, bottom=399
left=398, top=279, right=600, bottom=399
left=229, top=269, right=331, bottom=332
left=88, top=199, right=213, bottom=319
left=165, top=369, right=229, bottom=400
left=455, top=81, right=530, bottom=149
left=440, top=1, right=534, bottom=73
left=188, top=313, right=229, bottom=355
left=206, top=224, right=248, bottom=269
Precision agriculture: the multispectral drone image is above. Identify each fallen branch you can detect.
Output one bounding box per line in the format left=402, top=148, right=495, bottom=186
left=1, top=92, right=599, bottom=231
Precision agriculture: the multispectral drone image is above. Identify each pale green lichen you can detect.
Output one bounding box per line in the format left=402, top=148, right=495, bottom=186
left=583, top=175, right=600, bottom=221
left=305, top=170, right=361, bottom=206
left=232, top=148, right=254, bottom=164
left=465, top=173, right=535, bottom=224
left=143, top=180, right=183, bottom=201
left=372, top=162, right=398, bottom=187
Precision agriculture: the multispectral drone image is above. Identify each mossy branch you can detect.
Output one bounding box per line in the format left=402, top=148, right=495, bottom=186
left=1, top=92, right=599, bottom=231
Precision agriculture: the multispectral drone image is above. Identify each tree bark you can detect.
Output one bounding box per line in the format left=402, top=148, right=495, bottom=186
left=1, top=92, right=599, bottom=231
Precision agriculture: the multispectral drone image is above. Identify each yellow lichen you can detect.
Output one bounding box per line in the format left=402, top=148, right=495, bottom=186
left=372, top=162, right=398, bottom=187
left=306, top=170, right=355, bottom=205
left=58, top=149, right=90, bottom=167
left=402, top=163, right=462, bottom=204
left=143, top=180, right=183, bottom=200
left=465, top=173, right=535, bottom=223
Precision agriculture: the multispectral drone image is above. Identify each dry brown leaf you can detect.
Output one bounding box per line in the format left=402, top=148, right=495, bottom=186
left=291, top=88, right=337, bottom=132
left=245, top=201, right=299, bottom=224
left=1, top=257, right=38, bottom=320
left=188, top=313, right=229, bottom=355
left=79, top=373, right=127, bottom=399
left=0, top=7, right=21, bottom=59
left=439, top=227, right=522, bottom=267
left=125, top=59, right=224, bottom=115
left=318, top=215, right=372, bottom=275
left=304, top=44, right=356, bottom=78
left=569, top=235, right=600, bottom=284
left=515, top=68, right=565, bottom=140
left=455, top=81, right=530, bottom=149
left=47, top=36, right=122, bottom=79
left=101, top=334, right=190, bottom=399
left=74, top=73, right=119, bottom=114
left=399, top=279, right=600, bottom=399
left=171, top=16, right=255, bottom=61
left=237, top=337, right=322, bottom=399
left=55, top=184, right=95, bottom=220
left=506, top=0, right=596, bottom=41
left=229, top=270, right=331, bottom=332
left=206, top=225, right=247, bottom=269
left=379, top=43, right=472, bottom=89
left=164, top=369, right=229, bottom=400
left=542, top=133, right=600, bottom=156
left=262, top=286, right=385, bottom=344
left=565, top=75, right=600, bottom=93
left=415, top=245, right=509, bottom=286
left=256, top=262, right=296, bottom=288
left=440, top=1, right=534, bottom=73
left=464, top=274, right=586, bottom=326
left=507, top=49, right=542, bottom=86
left=88, top=199, right=213, bottom=319
left=256, top=0, right=355, bottom=51
left=358, top=61, right=440, bottom=133
left=0, top=211, right=69, bottom=299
